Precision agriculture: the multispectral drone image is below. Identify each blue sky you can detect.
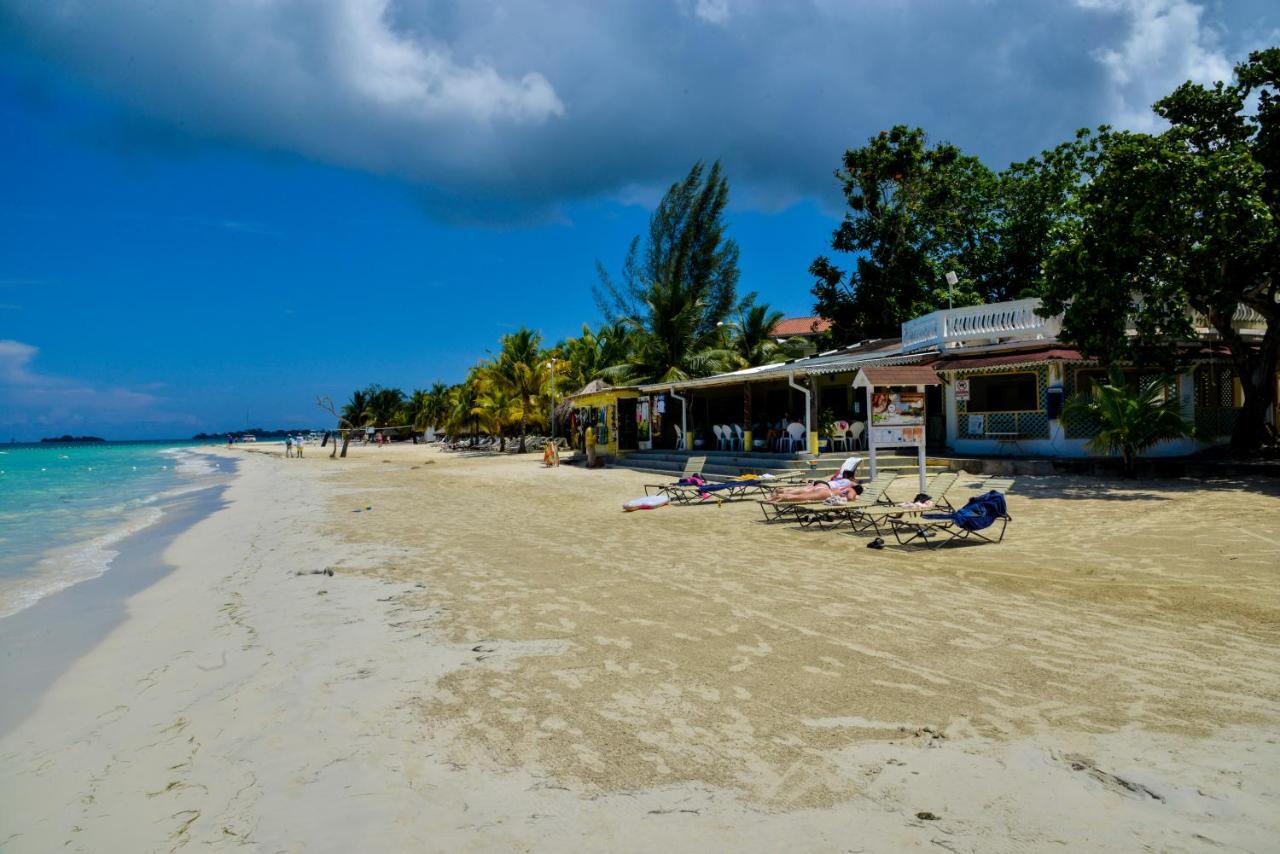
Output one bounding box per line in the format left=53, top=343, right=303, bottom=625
left=1, top=0, right=1275, bottom=439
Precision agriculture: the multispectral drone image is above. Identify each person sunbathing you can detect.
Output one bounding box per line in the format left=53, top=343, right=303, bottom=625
left=765, top=457, right=864, bottom=503
left=766, top=478, right=863, bottom=503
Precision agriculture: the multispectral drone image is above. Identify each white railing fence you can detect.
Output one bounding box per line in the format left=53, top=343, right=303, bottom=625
left=901, top=298, right=1061, bottom=352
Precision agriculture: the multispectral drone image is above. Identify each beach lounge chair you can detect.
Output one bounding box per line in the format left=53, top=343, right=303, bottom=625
left=757, top=471, right=895, bottom=526
left=644, top=456, right=708, bottom=502
left=838, top=471, right=964, bottom=536
left=789, top=471, right=899, bottom=530
left=886, top=489, right=1012, bottom=548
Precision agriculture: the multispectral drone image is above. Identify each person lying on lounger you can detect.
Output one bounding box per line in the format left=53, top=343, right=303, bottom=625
left=765, top=457, right=864, bottom=503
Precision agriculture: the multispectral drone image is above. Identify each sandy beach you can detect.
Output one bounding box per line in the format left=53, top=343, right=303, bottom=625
left=2, top=443, right=1278, bottom=852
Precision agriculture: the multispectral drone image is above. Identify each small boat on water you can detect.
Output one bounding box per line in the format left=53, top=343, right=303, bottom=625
left=239, top=435, right=257, bottom=443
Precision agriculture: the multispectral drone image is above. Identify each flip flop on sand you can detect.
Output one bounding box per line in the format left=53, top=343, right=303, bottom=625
left=866, top=537, right=885, bottom=550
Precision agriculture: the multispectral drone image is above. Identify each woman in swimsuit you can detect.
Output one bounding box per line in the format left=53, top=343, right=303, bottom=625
left=766, top=457, right=864, bottom=503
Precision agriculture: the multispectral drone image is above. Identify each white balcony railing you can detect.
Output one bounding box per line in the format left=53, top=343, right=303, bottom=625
left=901, top=298, right=1061, bottom=353
left=1189, top=304, right=1268, bottom=334
left=901, top=297, right=1269, bottom=354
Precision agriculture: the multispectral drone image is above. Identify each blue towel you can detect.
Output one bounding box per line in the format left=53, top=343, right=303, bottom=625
left=697, top=479, right=757, bottom=493
left=923, top=490, right=1009, bottom=532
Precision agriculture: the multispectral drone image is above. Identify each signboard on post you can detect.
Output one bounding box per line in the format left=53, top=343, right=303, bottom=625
left=955, top=379, right=970, bottom=402
left=852, top=366, right=942, bottom=495
left=871, top=390, right=925, bottom=426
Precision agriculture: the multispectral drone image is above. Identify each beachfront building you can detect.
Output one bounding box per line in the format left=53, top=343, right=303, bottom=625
left=771, top=315, right=832, bottom=356
left=583, top=297, right=1271, bottom=462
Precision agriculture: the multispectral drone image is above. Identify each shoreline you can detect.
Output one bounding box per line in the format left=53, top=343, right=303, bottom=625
left=0, top=455, right=234, bottom=736
left=1, top=444, right=1276, bottom=851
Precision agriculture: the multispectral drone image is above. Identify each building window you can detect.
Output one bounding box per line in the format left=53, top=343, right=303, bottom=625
left=966, top=372, right=1039, bottom=413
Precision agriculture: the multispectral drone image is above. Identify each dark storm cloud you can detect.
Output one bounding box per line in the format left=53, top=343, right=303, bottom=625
left=2, top=0, right=1274, bottom=221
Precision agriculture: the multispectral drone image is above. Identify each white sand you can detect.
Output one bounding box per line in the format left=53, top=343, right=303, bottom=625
left=1, top=444, right=1277, bottom=852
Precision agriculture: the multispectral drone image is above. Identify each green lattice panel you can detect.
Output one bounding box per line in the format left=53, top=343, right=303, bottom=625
left=954, top=364, right=1053, bottom=438
left=1018, top=411, right=1049, bottom=438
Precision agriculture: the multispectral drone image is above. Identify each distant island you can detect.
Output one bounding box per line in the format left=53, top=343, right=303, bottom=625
left=40, top=435, right=106, bottom=444
left=192, top=428, right=320, bottom=441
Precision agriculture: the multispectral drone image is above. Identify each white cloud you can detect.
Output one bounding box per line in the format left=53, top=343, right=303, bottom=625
left=2, top=0, right=1271, bottom=221
left=1077, top=0, right=1234, bottom=130
left=689, top=0, right=732, bottom=25
left=0, top=339, right=192, bottom=430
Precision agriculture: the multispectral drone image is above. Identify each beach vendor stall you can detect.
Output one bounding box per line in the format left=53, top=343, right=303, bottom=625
left=852, top=365, right=941, bottom=494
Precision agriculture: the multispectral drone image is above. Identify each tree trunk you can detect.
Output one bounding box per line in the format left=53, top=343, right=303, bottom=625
left=1226, top=318, right=1278, bottom=452
left=518, top=413, right=528, bottom=454
left=340, top=432, right=351, bottom=458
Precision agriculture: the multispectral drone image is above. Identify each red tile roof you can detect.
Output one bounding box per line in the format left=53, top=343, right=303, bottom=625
left=772, top=316, right=831, bottom=337
left=857, top=365, right=942, bottom=386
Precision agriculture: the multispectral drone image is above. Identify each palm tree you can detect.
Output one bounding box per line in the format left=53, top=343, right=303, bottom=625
left=490, top=328, right=548, bottom=453
left=725, top=298, right=803, bottom=369
left=1063, top=368, right=1199, bottom=477
left=340, top=389, right=370, bottom=430
left=366, top=385, right=406, bottom=431
left=416, top=382, right=451, bottom=435
left=403, top=389, right=429, bottom=435
left=473, top=382, right=520, bottom=452
left=604, top=275, right=732, bottom=384
left=445, top=377, right=482, bottom=444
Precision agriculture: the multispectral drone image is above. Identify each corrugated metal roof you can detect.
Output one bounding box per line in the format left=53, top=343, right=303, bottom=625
left=634, top=339, right=915, bottom=391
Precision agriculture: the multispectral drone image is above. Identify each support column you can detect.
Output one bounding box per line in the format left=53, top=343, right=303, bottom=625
left=743, top=383, right=753, bottom=453
left=684, top=390, right=695, bottom=452
left=808, top=379, right=820, bottom=456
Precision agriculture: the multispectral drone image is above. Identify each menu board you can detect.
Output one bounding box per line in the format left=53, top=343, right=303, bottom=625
left=871, top=425, right=925, bottom=447
left=870, top=390, right=925, bottom=426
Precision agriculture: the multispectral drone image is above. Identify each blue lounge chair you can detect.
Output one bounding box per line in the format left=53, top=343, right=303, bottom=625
left=887, top=490, right=1011, bottom=548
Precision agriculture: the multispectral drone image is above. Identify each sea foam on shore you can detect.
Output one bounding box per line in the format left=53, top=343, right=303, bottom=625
left=0, top=442, right=231, bottom=619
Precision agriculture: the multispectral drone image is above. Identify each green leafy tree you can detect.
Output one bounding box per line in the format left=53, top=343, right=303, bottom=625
left=1063, top=369, right=1199, bottom=476
left=445, top=376, right=482, bottom=443
left=596, top=161, right=739, bottom=383
left=490, top=328, right=548, bottom=453
left=1041, top=49, right=1279, bottom=450
left=724, top=297, right=802, bottom=369
left=365, top=385, right=406, bottom=430
left=340, top=388, right=370, bottom=429
left=473, top=381, right=520, bottom=452
left=416, top=382, right=451, bottom=433
left=810, top=126, right=999, bottom=344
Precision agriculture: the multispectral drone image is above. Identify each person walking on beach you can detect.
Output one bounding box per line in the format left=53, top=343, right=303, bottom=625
left=295, top=435, right=304, bottom=458
left=285, top=435, right=293, bottom=458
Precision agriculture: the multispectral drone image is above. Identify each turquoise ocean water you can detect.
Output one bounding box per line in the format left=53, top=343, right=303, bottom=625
left=0, top=441, right=236, bottom=619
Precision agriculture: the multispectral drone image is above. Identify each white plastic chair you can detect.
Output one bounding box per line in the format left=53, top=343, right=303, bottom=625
left=785, top=422, right=806, bottom=453
left=712, top=425, right=727, bottom=450
left=830, top=420, right=850, bottom=452
left=848, top=421, right=866, bottom=450
left=732, top=424, right=745, bottom=451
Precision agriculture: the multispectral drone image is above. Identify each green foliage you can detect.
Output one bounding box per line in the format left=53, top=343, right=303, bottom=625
left=339, top=388, right=369, bottom=429
left=365, top=385, right=406, bottom=429
left=725, top=297, right=802, bottom=369
left=488, top=327, right=549, bottom=453
left=1041, top=49, right=1280, bottom=450
left=811, top=125, right=1092, bottom=347
left=810, top=126, right=999, bottom=343
left=596, top=161, right=740, bottom=384
left=1062, top=369, right=1198, bottom=476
